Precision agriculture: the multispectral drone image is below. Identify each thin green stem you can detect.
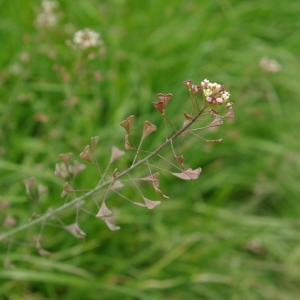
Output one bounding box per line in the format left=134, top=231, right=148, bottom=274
left=132, top=139, right=143, bottom=166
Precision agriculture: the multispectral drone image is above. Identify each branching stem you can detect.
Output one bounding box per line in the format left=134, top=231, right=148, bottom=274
left=0, top=105, right=207, bottom=241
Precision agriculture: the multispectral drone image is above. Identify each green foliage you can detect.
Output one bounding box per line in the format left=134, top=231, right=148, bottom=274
left=1, top=0, right=300, bottom=299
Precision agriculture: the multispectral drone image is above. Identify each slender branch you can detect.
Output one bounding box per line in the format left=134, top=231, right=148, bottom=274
left=0, top=105, right=207, bottom=241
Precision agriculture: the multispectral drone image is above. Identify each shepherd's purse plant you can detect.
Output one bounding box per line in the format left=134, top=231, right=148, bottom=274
left=1, top=77, right=234, bottom=259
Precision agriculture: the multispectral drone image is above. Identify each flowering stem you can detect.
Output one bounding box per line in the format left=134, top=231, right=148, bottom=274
left=0, top=105, right=207, bottom=241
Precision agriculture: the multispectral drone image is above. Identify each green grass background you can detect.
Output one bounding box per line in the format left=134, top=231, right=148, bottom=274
left=1, top=0, right=300, bottom=299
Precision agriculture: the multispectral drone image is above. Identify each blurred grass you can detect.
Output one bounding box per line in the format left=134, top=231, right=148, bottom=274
left=1, top=0, right=300, bottom=299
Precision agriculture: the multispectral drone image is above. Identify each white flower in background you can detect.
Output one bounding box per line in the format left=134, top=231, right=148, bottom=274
left=36, top=13, right=58, bottom=28
left=259, top=56, right=281, bottom=73
left=41, top=0, right=59, bottom=13
left=73, top=28, right=101, bottom=49
left=36, top=0, right=59, bottom=29
left=9, top=63, right=22, bottom=75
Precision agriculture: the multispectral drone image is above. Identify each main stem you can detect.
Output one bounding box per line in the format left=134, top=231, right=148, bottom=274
left=0, top=105, right=207, bottom=241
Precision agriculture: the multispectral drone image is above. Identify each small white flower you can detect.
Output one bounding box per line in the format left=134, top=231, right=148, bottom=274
left=225, top=102, right=233, bottom=109
left=216, top=97, right=223, bottom=104
left=201, top=79, right=210, bottom=88
left=221, top=91, right=230, bottom=101
left=36, top=12, right=57, bottom=28
left=73, top=28, right=101, bottom=49
left=41, top=0, right=59, bottom=13
left=206, top=97, right=212, bottom=103
left=19, top=52, right=30, bottom=63
left=35, top=0, right=59, bottom=29
left=214, top=83, right=221, bottom=90
left=208, top=83, right=221, bottom=92
left=9, top=63, right=22, bottom=75
left=259, top=56, right=281, bottom=73
left=203, top=88, right=213, bottom=97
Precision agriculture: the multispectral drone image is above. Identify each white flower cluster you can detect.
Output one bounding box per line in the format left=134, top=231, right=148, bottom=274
left=259, top=56, right=281, bottom=73
left=200, top=79, right=231, bottom=106
left=73, top=28, right=101, bottom=49
left=36, top=0, right=59, bottom=29
left=41, top=0, right=59, bottom=13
